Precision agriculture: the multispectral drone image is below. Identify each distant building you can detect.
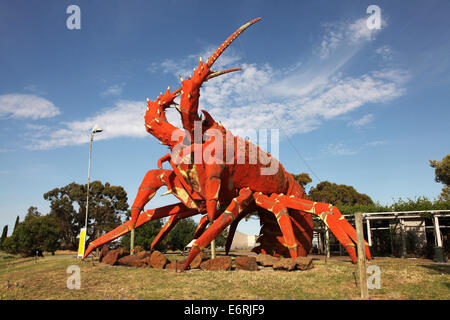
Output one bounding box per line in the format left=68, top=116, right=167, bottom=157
left=229, top=230, right=258, bottom=249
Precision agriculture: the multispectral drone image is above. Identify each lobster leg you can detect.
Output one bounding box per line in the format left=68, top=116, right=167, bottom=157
left=83, top=202, right=195, bottom=258
left=275, top=195, right=371, bottom=263
left=150, top=209, right=199, bottom=252
left=329, top=206, right=372, bottom=259
left=253, top=193, right=301, bottom=259
left=192, top=215, right=210, bottom=239
left=129, top=169, right=172, bottom=229
left=224, top=210, right=251, bottom=255
left=183, top=187, right=254, bottom=269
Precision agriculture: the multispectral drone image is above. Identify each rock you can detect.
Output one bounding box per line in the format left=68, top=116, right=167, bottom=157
left=102, top=250, right=120, bottom=266
left=189, top=252, right=207, bottom=269
left=235, top=256, right=258, bottom=271
left=200, top=257, right=232, bottom=271
left=117, top=255, right=146, bottom=268
left=99, top=246, right=109, bottom=262
left=166, top=260, right=186, bottom=271
left=117, top=247, right=130, bottom=258
left=295, top=257, right=313, bottom=270
left=272, top=258, right=297, bottom=271
left=256, top=253, right=279, bottom=267
left=133, top=245, right=144, bottom=254
left=135, top=250, right=151, bottom=260
left=149, top=251, right=169, bottom=269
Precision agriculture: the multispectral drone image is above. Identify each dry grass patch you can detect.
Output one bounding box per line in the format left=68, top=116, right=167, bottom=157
left=0, top=252, right=449, bottom=300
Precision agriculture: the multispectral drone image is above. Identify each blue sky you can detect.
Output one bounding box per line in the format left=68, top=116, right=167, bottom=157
left=1, top=0, right=449, bottom=236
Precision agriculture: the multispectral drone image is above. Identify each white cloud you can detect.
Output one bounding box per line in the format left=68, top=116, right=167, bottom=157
left=321, top=142, right=359, bottom=157
left=149, top=46, right=243, bottom=80
left=27, top=100, right=148, bottom=150
left=366, top=140, right=386, bottom=146
left=25, top=15, right=408, bottom=150
left=199, top=67, right=407, bottom=137
left=348, top=114, right=375, bottom=127
left=100, top=83, right=125, bottom=97
left=0, top=94, right=60, bottom=119
left=376, top=45, right=393, bottom=61
left=23, top=84, right=46, bottom=95
left=318, top=17, right=385, bottom=60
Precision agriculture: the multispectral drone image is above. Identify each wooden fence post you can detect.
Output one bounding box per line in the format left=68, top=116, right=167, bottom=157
left=325, top=227, right=330, bottom=258
left=130, top=228, right=135, bottom=255
left=355, top=212, right=368, bottom=299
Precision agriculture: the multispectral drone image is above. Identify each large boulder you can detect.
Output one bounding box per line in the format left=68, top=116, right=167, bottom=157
left=200, top=257, right=232, bottom=271
left=256, top=253, right=279, bottom=267
left=149, top=251, right=169, bottom=269
left=189, top=252, right=208, bottom=269
left=235, top=256, right=258, bottom=271
left=166, top=260, right=186, bottom=271
left=135, top=250, right=152, bottom=260
left=133, top=245, right=145, bottom=254
left=114, top=250, right=153, bottom=268
left=295, top=257, right=313, bottom=270
left=272, top=258, right=297, bottom=271
left=102, top=250, right=120, bottom=266
left=117, top=247, right=130, bottom=258
left=117, top=255, right=146, bottom=268
left=99, top=246, right=109, bottom=262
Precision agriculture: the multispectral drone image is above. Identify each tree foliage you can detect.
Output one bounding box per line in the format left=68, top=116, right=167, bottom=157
left=43, top=181, right=128, bottom=249
left=308, top=181, right=373, bottom=207
left=13, top=215, right=19, bottom=233
left=165, top=218, right=197, bottom=251
left=430, top=154, right=450, bottom=186
left=120, top=220, right=164, bottom=251
left=2, top=214, right=60, bottom=256
left=291, top=173, right=312, bottom=188
left=0, top=225, right=8, bottom=249
left=337, top=196, right=450, bottom=216
left=25, top=206, right=41, bottom=220
left=430, top=154, right=450, bottom=200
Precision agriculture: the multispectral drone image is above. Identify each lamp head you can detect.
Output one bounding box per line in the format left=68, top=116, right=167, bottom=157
left=92, top=124, right=103, bottom=134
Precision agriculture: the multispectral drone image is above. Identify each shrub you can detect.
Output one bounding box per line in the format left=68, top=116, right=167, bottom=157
left=3, top=215, right=60, bottom=256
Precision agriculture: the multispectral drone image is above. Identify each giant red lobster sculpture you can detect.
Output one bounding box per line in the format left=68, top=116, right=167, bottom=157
left=84, top=18, right=372, bottom=269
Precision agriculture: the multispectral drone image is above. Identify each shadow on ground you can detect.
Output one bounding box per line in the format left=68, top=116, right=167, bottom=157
left=419, top=263, right=450, bottom=275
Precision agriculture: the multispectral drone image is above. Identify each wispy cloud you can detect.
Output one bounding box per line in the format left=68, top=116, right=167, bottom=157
left=376, top=45, right=393, bottom=61
left=100, top=83, right=125, bottom=97
left=348, top=114, right=375, bottom=128
left=318, top=17, right=384, bottom=60
left=26, top=100, right=147, bottom=150
left=26, top=15, right=409, bottom=150
left=366, top=140, right=386, bottom=146
left=321, top=142, right=359, bottom=156
left=148, top=46, right=242, bottom=80
left=0, top=94, right=60, bottom=119
left=23, top=84, right=46, bottom=95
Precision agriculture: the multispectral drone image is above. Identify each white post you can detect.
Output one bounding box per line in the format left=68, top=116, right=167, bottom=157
left=399, top=218, right=407, bottom=258
left=209, top=217, right=216, bottom=259
left=325, top=227, right=330, bottom=258
left=211, top=238, right=216, bottom=259
left=433, top=215, right=443, bottom=247
left=366, top=218, right=372, bottom=247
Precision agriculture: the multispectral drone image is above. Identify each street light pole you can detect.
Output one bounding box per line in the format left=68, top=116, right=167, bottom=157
left=83, top=125, right=102, bottom=258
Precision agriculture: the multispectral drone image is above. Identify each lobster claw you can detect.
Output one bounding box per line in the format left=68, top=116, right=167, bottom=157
left=206, top=68, right=242, bottom=81
left=187, top=17, right=261, bottom=87
left=206, top=17, right=261, bottom=69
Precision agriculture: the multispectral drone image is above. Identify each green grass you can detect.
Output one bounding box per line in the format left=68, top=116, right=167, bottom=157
left=0, top=251, right=449, bottom=300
